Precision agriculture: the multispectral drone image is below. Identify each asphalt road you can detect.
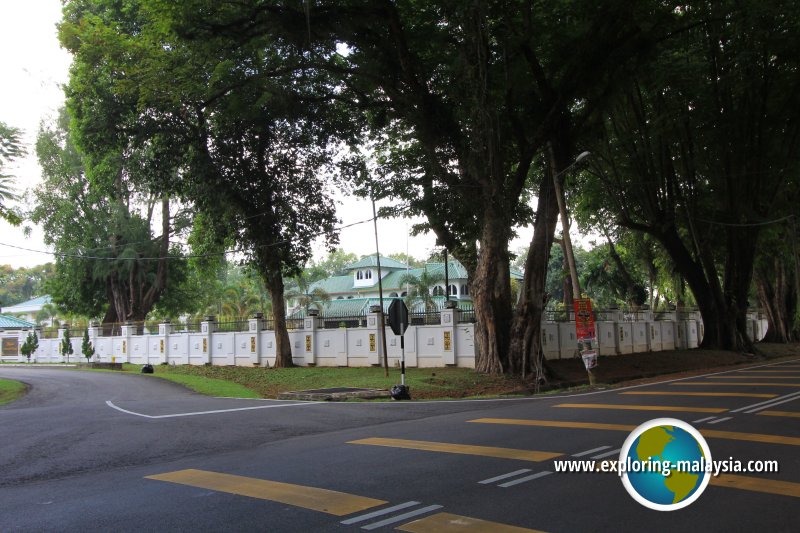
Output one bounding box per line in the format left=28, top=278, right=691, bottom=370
left=1, top=360, right=799, bottom=532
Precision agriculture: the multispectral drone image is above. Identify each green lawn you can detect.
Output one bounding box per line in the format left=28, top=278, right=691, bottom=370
left=0, top=378, right=28, bottom=405
left=116, top=363, right=527, bottom=399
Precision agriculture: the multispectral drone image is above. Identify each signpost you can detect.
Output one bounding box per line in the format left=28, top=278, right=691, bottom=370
left=573, top=298, right=598, bottom=378
left=387, top=299, right=411, bottom=400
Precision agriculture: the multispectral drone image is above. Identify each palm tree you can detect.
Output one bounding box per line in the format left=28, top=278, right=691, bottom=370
left=219, top=284, right=261, bottom=320
left=399, top=269, right=443, bottom=313
left=285, top=273, right=331, bottom=314
left=36, top=303, right=60, bottom=327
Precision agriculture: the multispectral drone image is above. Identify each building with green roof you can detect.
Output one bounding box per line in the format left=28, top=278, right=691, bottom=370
left=287, top=254, right=520, bottom=318
left=2, top=295, right=52, bottom=325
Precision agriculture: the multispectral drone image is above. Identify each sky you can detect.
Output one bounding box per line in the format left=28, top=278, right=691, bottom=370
left=0, top=1, right=549, bottom=271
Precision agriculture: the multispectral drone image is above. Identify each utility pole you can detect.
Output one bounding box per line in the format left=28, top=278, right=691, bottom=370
left=371, top=194, right=389, bottom=376
left=552, top=150, right=589, bottom=300
left=552, top=149, right=594, bottom=384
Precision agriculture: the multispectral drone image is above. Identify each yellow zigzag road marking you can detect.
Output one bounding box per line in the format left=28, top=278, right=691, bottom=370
left=621, top=391, right=776, bottom=398
left=146, top=469, right=385, bottom=516
left=348, top=438, right=562, bottom=462
left=468, top=419, right=800, bottom=446
left=554, top=403, right=727, bottom=413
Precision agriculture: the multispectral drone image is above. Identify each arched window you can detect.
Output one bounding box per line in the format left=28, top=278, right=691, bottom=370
left=389, top=292, right=398, bottom=297
left=448, top=284, right=458, bottom=297
left=365, top=270, right=372, bottom=279
left=347, top=296, right=353, bottom=299
left=461, top=284, right=469, bottom=296
left=356, top=271, right=363, bottom=280
left=337, top=296, right=344, bottom=300
left=432, top=286, right=445, bottom=296
left=400, top=291, right=407, bottom=297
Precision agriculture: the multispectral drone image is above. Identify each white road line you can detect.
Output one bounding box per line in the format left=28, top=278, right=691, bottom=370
left=744, top=393, right=800, bottom=414
left=730, top=391, right=800, bottom=413
left=572, top=446, right=612, bottom=457
left=103, top=356, right=800, bottom=418
left=361, top=505, right=443, bottom=530
left=591, top=448, right=622, bottom=460
left=692, top=416, right=718, bottom=424
left=340, top=501, right=420, bottom=525
left=707, top=416, right=733, bottom=425
left=105, top=400, right=320, bottom=419
left=478, top=469, right=532, bottom=485
left=498, top=471, right=553, bottom=488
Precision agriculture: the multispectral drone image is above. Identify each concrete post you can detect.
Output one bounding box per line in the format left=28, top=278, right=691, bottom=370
left=367, top=307, right=382, bottom=366
left=57, top=324, right=66, bottom=363
left=157, top=320, right=173, bottom=364
left=248, top=313, right=265, bottom=366
left=440, top=303, right=458, bottom=365
left=201, top=315, right=216, bottom=365
left=119, top=321, right=134, bottom=364
left=304, top=310, right=319, bottom=366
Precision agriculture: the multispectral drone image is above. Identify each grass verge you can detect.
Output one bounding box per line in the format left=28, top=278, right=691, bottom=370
left=0, top=378, right=28, bottom=405
left=117, top=364, right=525, bottom=399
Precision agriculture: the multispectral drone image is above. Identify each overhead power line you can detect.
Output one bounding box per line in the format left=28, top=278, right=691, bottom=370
left=0, top=217, right=377, bottom=262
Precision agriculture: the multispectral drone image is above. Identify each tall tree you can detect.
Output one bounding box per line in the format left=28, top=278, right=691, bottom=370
left=31, top=109, right=191, bottom=323
left=581, top=1, right=800, bottom=350
left=159, top=0, right=667, bottom=376
left=59, top=0, right=353, bottom=366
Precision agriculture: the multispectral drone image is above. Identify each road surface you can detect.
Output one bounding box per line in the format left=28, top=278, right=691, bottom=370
left=1, top=360, right=799, bottom=532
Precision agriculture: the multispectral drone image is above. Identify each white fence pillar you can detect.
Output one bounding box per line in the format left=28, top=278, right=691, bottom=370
left=303, top=311, right=319, bottom=365
left=118, top=322, right=134, bottom=363
left=156, top=320, right=173, bottom=364
left=248, top=313, right=266, bottom=366
left=201, top=316, right=216, bottom=365
left=367, top=307, right=382, bottom=365
left=440, top=303, right=458, bottom=365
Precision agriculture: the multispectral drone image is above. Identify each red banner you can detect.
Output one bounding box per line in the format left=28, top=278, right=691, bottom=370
left=573, top=298, right=595, bottom=341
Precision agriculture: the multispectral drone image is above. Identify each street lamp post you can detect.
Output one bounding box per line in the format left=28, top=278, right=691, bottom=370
left=552, top=150, right=595, bottom=385
left=552, top=150, right=590, bottom=302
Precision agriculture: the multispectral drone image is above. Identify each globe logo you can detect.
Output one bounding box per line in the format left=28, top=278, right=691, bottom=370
left=619, top=418, right=712, bottom=511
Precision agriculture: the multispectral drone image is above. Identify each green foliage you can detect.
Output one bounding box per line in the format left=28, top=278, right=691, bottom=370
left=0, top=120, right=25, bottom=225
left=20, top=331, right=38, bottom=361
left=400, top=268, right=443, bottom=313
left=60, top=329, right=75, bottom=361
left=311, top=250, right=360, bottom=278
left=285, top=272, right=331, bottom=314
left=31, top=109, right=193, bottom=323
left=0, top=264, right=53, bottom=308
left=81, top=329, right=95, bottom=362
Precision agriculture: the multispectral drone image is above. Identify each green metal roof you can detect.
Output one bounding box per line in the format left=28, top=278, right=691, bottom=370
left=0, top=314, right=37, bottom=329
left=2, top=295, right=52, bottom=313
left=309, top=275, right=354, bottom=295
left=344, top=254, right=409, bottom=271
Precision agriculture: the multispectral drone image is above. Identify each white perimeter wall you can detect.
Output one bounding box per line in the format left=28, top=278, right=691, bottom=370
left=6, top=313, right=769, bottom=366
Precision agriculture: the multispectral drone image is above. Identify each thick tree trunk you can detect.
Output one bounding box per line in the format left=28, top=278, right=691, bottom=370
left=508, top=141, right=565, bottom=379
left=650, top=225, right=757, bottom=351
left=756, top=260, right=797, bottom=343
left=265, top=270, right=293, bottom=368
left=471, top=209, right=513, bottom=374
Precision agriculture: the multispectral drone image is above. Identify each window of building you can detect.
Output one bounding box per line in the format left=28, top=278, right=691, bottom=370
left=432, top=286, right=445, bottom=296
left=356, top=271, right=363, bottom=280
left=448, top=284, right=457, bottom=297
left=365, top=269, right=372, bottom=279
left=389, top=292, right=398, bottom=297
left=461, top=284, right=469, bottom=296
left=400, top=291, right=407, bottom=297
